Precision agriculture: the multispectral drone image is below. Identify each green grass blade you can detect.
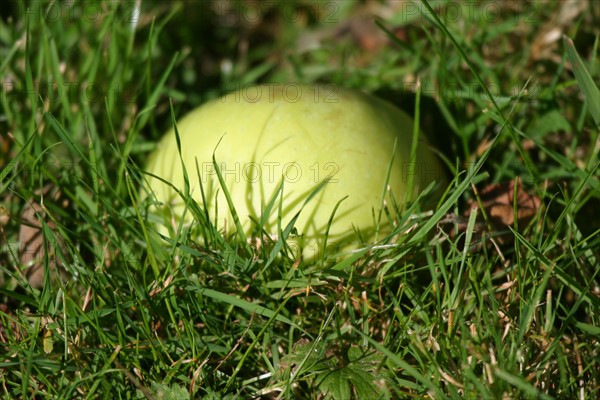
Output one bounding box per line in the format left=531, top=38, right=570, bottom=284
left=190, top=287, right=298, bottom=329
left=563, top=35, right=600, bottom=127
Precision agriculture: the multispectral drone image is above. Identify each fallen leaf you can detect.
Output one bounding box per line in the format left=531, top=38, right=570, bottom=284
left=468, top=178, right=541, bottom=229
left=0, top=303, right=23, bottom=345
left=530, top=0, right=588, bottom=62
left=438, top=178, right=542, bottom=251
left=18, top=184, right=67, bottom=288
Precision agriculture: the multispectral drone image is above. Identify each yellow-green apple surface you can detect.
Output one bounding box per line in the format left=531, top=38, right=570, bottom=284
left=145, top=84, right=445, bottom=259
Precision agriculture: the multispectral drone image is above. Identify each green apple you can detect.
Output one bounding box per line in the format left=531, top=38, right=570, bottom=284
left=145, top=84, right=445, bottom=259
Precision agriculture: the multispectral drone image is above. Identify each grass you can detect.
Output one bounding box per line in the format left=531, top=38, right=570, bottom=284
left=1, top=0, right=599, bottom=399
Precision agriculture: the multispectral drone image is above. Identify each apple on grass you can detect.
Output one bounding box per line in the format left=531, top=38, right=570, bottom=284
left=144, top=84, right=446, bottom=260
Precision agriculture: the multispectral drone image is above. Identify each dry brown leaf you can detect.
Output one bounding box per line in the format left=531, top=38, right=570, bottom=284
left=438, top=179, right=542, bottom=252
left=0, top=303, right=23, bottom=345
left=0, top=133, right=12, bottom=166
left=296, top=2, right=394, bottom=56
left=530, top=0, right=588, bottom=62
left=18, top=185, right=67, bottom=288
left=468, top=178, right=541, bottom=229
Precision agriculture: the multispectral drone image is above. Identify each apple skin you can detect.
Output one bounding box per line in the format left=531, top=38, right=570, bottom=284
left=145, top=84, right=445, bottom=259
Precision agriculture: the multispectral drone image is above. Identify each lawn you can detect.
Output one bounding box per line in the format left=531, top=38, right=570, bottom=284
left=1, top=1, right=599, bottom=399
